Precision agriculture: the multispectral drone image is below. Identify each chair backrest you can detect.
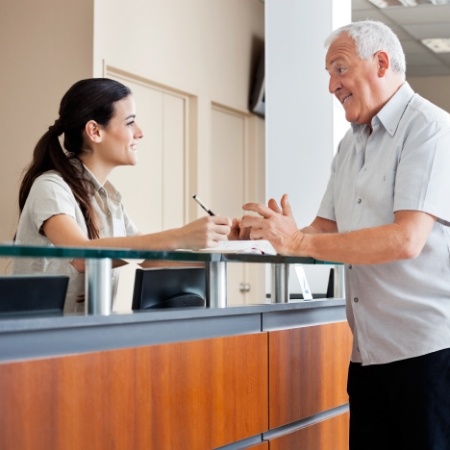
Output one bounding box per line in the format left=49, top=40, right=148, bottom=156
left=0, top=275, right=68, bottom=315
left=132, top=267, right=206, bottom=310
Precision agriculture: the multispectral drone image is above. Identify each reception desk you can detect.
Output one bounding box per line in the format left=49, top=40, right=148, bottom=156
left=0, top=245, right=351, bottom=450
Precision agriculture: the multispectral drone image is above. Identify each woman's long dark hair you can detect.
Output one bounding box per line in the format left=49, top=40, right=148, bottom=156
left=18, top=78, right=131, bottom=239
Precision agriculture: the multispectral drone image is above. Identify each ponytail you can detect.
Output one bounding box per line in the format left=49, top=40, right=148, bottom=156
left=18, top=126, right=100, bottom=239
left=18, top=78, right=131, bottom=240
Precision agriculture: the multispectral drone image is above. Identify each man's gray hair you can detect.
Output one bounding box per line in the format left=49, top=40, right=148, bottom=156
left=324, top=20, right=406, bottom=75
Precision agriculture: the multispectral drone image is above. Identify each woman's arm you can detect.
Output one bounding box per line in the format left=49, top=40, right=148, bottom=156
left=42, top=213, right=232, bottom=251
left=45, top=213, right=230, bottom=273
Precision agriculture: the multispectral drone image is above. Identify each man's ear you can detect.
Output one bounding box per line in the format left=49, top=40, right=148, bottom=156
left=84, top=120, right=103, bottom=143
left=375, top=51, right=389, bottom=77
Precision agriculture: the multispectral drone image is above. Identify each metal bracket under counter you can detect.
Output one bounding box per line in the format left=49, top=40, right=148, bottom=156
left=86, top=256, right=232, bottom=313
left=85, top=258, right=113, bottom=314
left=0, top=244, right=343, bottom=316
left=90, top=259, right=345, bottom=312
left=270, top=263, right=346, bottom=304
left=221, top=253, right=345, bottom=308
left=85, top=254, right=345, bottom=313
left=205, top=260, right=227, bottom=308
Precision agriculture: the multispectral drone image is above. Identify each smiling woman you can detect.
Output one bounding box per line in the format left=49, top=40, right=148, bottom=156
left=82, top=95, right=143, bottom=179
left=13, top=78, right=234, bottom=314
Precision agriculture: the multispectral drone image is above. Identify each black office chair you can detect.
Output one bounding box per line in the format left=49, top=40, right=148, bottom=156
left=132, top=267, right=206, bottom=310
left=0, top=275, right=68, bottom=315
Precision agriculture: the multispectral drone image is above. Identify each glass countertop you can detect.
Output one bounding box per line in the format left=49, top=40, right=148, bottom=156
left=0, top=243, right=338, bottom=265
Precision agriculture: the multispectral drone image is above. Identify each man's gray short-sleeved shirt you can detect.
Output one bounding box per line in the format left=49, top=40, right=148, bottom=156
left=13, top=166, right=138, bottom=313
left=318, top=82, right=450, bottom=365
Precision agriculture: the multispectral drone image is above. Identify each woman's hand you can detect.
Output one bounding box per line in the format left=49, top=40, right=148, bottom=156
left=177, top=215, right=232, bottom=249
left=42, top=211, right=232, bottom=251
left=227, top=218, right=252, bottom=241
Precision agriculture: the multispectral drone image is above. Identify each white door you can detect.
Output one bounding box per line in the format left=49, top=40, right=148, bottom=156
left=106, top=69, right=191, bottom=311
left=105, top=68, right=266, bottom=309
left=210, top=104, right=266, bottom=305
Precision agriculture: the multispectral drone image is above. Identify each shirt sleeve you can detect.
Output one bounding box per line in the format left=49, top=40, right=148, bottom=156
left=394, top=117, right=450, bottom=225
left=317, top=147, right=340, bottom=222
left=27, top=173, right=78, bottom=233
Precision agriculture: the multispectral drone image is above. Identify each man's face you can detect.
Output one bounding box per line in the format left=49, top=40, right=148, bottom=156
left=326, top=33, right=383, bottom=126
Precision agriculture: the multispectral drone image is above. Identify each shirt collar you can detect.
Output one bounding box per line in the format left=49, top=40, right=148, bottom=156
left=351, top=82, right=415, bottom=137
left=70, top=158, right=122, bottom=202
left=374, top=82, right=415, bottom=136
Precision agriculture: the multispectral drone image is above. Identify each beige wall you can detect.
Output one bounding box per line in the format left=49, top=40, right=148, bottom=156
left=0, top=0, right=263, bottom=249
left=0, top=0, right=94, bottom=246
left=92, top=0, right=265, bottom=307
left=1, top=0, right=265, bottom=305
left=94, top=0, right=265, bottom=216
left=408, top=76, right=450, bottom=114
left=93, top=0, right=264, bottom=112
left=2, top=0, right=447, bottom=260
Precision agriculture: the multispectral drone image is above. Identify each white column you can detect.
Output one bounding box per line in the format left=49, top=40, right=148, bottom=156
left=265, top=0, right=351, bottom=294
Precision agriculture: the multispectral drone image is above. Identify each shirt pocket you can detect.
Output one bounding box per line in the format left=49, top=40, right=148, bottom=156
left=360, top=169, right=397, bottom=225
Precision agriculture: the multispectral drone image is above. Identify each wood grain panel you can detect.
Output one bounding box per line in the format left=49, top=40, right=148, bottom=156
left=269, top=412, right=349, bottom=450
left=269, top=321, right=352, bottom=428
left=0, top=333, right=268, bottom=450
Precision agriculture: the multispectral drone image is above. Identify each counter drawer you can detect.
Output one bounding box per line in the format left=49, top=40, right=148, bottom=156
left=269, top=321, right=351, bottom=428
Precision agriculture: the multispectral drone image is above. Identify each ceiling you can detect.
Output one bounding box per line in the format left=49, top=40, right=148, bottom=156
left=352, top=0, right=450, bottom=77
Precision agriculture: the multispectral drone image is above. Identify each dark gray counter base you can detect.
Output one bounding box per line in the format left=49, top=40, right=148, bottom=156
left=0, top=298, right=345, bottom=362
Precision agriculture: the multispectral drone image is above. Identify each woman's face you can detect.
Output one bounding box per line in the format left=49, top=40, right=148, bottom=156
left=95, top=95, right=144, bottom=169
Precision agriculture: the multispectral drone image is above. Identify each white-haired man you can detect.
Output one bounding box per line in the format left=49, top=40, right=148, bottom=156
left=243, top=20, right=450, bottom=449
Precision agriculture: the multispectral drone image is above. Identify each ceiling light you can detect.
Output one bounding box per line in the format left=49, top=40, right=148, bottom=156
left=421, top=38, right=450, bottom=53
left=369, top=0, right=450, bottom=6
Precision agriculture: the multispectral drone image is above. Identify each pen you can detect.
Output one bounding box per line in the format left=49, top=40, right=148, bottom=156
left=192, top=194, right=215, bottom=216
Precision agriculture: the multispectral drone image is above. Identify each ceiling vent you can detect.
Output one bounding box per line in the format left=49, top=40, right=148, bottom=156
left=421, top=38, right=450, bottom=53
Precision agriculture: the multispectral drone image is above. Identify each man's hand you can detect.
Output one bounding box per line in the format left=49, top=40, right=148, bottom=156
left=241, top=194, right=304, bottom=255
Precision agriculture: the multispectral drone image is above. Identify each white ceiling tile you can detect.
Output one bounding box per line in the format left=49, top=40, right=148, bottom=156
left=352, top=0, right=377, bottom=10
left=407, top=64, right=450, bottom=76
left=380, top=4, right=450, bottom=24
left=387, top=24, right=414, bottom=39
left=350, top=0, right=450, bottom=76
left=437, top=52, right=450, bottom=62
left=406, top=51, right=447, bottom=64
left=403, top=23, right=450, bottom=39
left=352, top=9, right=397, bottom=25
left=402, top=39, right=431, bottom=52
